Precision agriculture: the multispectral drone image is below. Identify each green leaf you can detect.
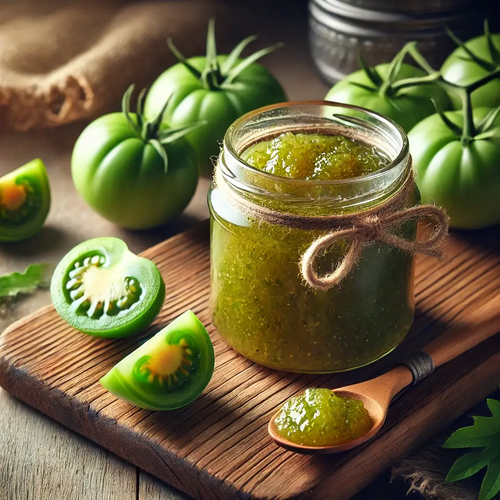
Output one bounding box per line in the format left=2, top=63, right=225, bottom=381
left=484, top=19, right=500, bottom=67
left=489, top=399, right=500, bottom=419
left=149, top=139, right=168, bottom=173
left=358, top=52, right=384, bottom=87
left=222, top=34, right=258, bottom=74
left=0, top=264, right=52, bottom=298
left=167, top=38, right=202, bottom=80
left=431, top=98, right=462, bottom=136
left=474, top=129, right=500, bottom=141
left=446, top=25, right=495, bottom=71
left=121, top=85, right=141, bottom=136
left=158, top=121, right=207, bottom=144
left=445, top=399, right=500, bottom=500
left=480, top=456, right=500, bottom=500
left=444, top=424, right=500, bottom=449
left=348, top=81, right=377, bottom=92
left=224, top=42, right=284, bottom=85
left=149, top=94, right=171, bottom=136
left=446, top=449, right=493, bottom=482
left=136, top=88, right=148, bottom=126
left=205, top=18, right=220, bottom=74
left=387, top=96, right=402, bottom=112
left=477, top=105, right=500, bottom=134
left=386, top=43, right=413, bottom=85
left=406, top=42, right=435, bottom=74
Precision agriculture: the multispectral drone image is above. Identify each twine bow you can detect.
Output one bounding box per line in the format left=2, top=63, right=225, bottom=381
left=215, top=164, right=449, bottom=291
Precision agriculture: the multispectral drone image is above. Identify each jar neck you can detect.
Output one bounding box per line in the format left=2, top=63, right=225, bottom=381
left=218, top=103, right=411, bottom=215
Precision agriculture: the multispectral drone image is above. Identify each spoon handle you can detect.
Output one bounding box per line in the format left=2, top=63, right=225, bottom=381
left=423, top=293, right=500, bottom=368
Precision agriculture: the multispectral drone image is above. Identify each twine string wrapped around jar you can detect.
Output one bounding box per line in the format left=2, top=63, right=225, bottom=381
left=215, top=163, right=449, bottom=291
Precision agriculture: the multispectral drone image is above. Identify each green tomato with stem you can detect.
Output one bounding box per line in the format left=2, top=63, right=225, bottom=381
left=100, top=310, right=215, bottom=410
left=410, top=105, right=500, bottom=229
left=51, top=237, right=165, bottom=338
left=325, top=45, right=451, bottom=132
left=144, top=19, right=287, bottom=175
left=441, top=21, right=500, bottom=110
left=0, top=159, right=50, bottom=242
left=72, top=86, right=200, bottom=229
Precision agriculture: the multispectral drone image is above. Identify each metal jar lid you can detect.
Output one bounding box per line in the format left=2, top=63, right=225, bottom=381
left=333, top=0, right=474, bottom=15
left=309, top=0, right=485, bottom=83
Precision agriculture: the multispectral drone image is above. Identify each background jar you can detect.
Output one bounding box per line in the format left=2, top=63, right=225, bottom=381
left=209, top=102, right=417, bottom=373
left=308, top=0, right=487, bottom=84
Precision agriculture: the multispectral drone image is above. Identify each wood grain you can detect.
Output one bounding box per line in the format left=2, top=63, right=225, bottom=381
left=0, top=223, right=499, bottom=500
left=0, top=389, right=137, bottom=500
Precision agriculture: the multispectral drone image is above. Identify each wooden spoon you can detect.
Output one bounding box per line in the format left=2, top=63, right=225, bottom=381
left=268, top=294, right=500, bottom=454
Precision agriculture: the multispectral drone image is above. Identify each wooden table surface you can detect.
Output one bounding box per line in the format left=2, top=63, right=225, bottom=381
left=0, top=4, right=352, bottom=499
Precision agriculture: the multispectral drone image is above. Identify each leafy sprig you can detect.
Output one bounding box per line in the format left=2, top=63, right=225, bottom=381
left=167, top=18, right=283, bottom=91
left=121, top=85, right=204, bottom=172
left=0, top=264, right=52, bottom=299
left=444, top=399, right=500, bottom=500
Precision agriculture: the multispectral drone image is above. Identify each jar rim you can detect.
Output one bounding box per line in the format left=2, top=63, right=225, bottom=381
left=223, top=100, right=409, bottom=188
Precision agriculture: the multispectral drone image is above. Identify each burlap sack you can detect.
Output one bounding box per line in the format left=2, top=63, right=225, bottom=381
left=0, top=0, right=234, bottom=131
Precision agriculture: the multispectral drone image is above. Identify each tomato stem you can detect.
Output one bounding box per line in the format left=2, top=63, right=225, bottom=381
left=460, top=89, right=475, bottom=144
left=168, top=18, right=282, bottom=91
left=466, top=67, right=500, bottom=93
left=446, top=24, right=496, bottom=72
left=120, top=85, right=205, bottom=172
left=403, top=42, right=500, bottom=142
left=389, top=72, right=442, bottom=94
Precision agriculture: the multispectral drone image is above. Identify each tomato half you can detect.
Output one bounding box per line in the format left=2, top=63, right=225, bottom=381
left=410, top=107, right=500, bottom=229
left=100, top=310, right=215, bottom=410
left=325, top=63, right=451, bottom=132
left=0, top=159, right=50, bottom=242
left=144, top=20, right=286, bottom=175
left=72, top=87, right=199, bottom=230
left=51, top=237, right=165, bottom=338
left=441, top=28, right=500, bottom=110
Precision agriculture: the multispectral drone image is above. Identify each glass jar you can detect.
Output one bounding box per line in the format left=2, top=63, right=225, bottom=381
left=209, top=101, right=417, bottom=374
left=309, top=0, right=484, bottom=83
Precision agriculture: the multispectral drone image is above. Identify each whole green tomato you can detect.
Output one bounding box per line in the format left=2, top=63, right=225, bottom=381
left=144, top=20, right=287, bottom=175
left=441, top=25, right=500, bottom=110
left=410, top=107, right=500, bottom=229
left=72, top=87, right=198, bottom=230
left=326, top=62, right=451, bottom=132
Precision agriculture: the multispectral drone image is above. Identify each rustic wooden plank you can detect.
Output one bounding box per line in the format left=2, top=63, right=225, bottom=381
left=139, top=471, right=189, bottom=500
left=0, top=223, right=499, bottom=500
left=0, top=388, right=137, bottom=500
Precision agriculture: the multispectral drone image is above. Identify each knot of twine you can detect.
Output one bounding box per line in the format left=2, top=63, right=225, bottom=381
left=215, top=163, right=449, bottom=291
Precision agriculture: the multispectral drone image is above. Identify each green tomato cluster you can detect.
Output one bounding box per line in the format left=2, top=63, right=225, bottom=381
left=71, top=20, right=286, bottom=230
left=325, top=25, right=500, bottom=229
left=411, top=29, right=500, bottom=229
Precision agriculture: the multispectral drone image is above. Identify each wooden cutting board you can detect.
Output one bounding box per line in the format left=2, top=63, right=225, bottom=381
left=1, top=222, right=499, bottom=500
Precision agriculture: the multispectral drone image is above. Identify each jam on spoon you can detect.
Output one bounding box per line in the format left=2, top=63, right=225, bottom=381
left=274, top=388, right=372, bottom=447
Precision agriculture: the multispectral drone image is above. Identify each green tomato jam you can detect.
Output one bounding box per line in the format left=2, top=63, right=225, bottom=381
left=242, top=132, right=391, bottom=180
left=210, top=125, right=417, bottom=373
left=274, top=388, right=372, bottom=446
